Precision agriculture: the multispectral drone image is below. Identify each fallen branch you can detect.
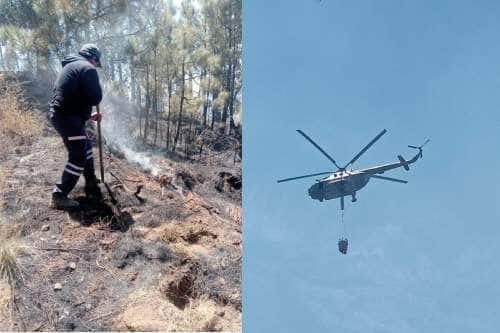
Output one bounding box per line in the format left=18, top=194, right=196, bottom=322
left=32, top=322, right=44, bottom=332
left=109, top=171, right=144, bottom=198
left=95, top=256, right=125, bottom=283
left=108, top=170, right=142, bottom=183
left=35, top=246, right=89, bottom=252
left=134, top=184, right=143, bottom=196
left=121, top=177, right=143, bottom=183
left=87, top=310, right=120, bottom=322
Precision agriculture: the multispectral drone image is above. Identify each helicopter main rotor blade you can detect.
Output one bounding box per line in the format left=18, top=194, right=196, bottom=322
left=370, top=174, right=408, bottom=184
left=277, top=171, right=333, bottom=183
left=344, top=129, right=387, bottom=169
left=296, top=130, right=342, bottom=169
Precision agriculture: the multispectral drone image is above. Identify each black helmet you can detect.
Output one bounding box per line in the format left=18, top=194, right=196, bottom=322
left=78, top=44, right=102, bottom=67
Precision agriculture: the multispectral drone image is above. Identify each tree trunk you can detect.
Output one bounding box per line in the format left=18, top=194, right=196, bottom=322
left=153, top=48, right=158, bottom=146
left=165, top=78, right=172, bottom=150
left=203, top=71, right=211, bottom=128
left=138, top=75, right=142, bottom=138
left=130, top=56, right=135, bottom=103
left=118, top=62, right=123, bottom=84
left=110, top=62, right=116, bottom=81
left=173, top=59, right=185, bottom=151
left=186, top=111, right=194, bottom=159
left=211, top=89, right=219, bottom=130
left=144, top=64, right=150, bottom=143
left=229, top=43, right=237, bottom=134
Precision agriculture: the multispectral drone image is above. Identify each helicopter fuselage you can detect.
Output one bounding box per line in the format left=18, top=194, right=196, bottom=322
left=308, top=170, right=370, bottom=201
left=277, top=129, right=428, bottom=210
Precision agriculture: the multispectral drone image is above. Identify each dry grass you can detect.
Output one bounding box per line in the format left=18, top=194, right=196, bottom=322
left=159, top=223, right=182, bottom=243
left=159, top=221, right=216, bottom=244
left=225, top=204, right=242, bottom=224
left=0, top=232, right=25, bottom=330
left=0, top=279, right=12, bottom=329
left=0, top=167, right=5, bottom=210
left=156, top=222, right=215, bottom=259
left=0, top=167, right=5, bottom=191
left=161, top=295, right=231, bottom=331
left=113, top=288, right=241, bottom=331
left=0, top=236, right=25, bottom=287
left=0, top=74, right=43, bottom=141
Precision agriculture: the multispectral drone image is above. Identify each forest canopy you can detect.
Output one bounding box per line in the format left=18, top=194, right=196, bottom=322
left=0, top=0, right=242, bottom=153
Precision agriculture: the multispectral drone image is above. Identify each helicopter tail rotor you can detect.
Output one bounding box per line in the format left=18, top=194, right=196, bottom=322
left=408, top=139, right=430, bottom=158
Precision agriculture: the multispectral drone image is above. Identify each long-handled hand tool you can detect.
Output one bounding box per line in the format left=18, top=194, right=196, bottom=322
left=94, top=105, right=125, bottom=229
left=96, top=105, right=105, bottom=183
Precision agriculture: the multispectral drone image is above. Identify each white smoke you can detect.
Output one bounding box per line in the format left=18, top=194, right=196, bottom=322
left=116, top=146, right=161, bottom=177
left=99, top=94, right=161, bottom=176
left=232, top=111, right=242, bottom=127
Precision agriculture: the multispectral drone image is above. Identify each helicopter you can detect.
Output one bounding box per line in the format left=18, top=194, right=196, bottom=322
left=277, top=129, right=429, bottom=211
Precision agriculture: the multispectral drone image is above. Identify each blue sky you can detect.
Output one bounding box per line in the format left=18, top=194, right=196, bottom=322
left=243, top=1, right=500, bottom=332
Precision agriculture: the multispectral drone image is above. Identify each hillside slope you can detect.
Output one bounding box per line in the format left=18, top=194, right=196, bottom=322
left=0, top=73, right=241, bottom=331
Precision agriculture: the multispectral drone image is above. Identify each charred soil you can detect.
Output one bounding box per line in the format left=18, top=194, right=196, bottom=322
left=0, top=73, right=241, bottom=331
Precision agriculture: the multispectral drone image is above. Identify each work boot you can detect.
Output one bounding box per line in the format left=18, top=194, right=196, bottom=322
left=51, top=192, right=80, bottom=210
left=85, top=177, right=102, bottom=200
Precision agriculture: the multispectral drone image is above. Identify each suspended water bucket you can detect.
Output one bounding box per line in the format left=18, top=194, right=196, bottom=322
left=338, top=238, right=348, bottom=254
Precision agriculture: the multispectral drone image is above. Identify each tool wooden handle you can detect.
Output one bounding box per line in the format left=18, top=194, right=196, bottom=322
left=96, top=105, right=105, bottom=183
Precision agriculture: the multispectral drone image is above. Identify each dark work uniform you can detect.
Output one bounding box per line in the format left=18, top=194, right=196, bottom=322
left=49, top=55, right=102, bottom=195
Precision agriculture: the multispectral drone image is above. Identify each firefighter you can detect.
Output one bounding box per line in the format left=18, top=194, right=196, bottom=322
left=49, top=44, right=103, bottom=210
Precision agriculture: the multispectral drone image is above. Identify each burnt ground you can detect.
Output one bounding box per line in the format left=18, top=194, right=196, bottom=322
left=0, top=116, right=241, bottom=330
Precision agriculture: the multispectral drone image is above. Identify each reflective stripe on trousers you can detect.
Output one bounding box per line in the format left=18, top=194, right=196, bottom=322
left=50, top=112, right=96, bottom=195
